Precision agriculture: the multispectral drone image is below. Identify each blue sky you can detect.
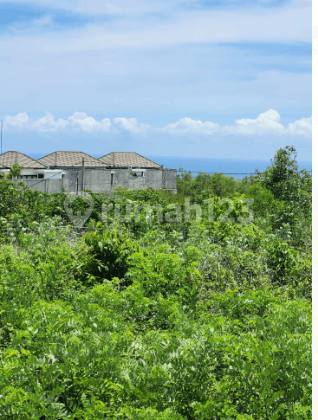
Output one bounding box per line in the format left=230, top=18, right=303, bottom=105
left=0, top=0, right=312, bottom=160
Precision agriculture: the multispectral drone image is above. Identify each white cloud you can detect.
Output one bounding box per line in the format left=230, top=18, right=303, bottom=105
left=286, top=116, right=312, bottom=137
left=68, top=112, right=111, bottom=132
left=4, top=112, right=30, bottom=129
left=223, top=110, right=312, bottom=138
left=223, top=109, right=286, bottom=136
left=32, top=113, right=68, bottom=132
left=0, top=0, right=310, bottom=18
left=0, top=1, right=310, bottom=124
left=0, top=1, right=311, bottom=58
left=2, top=110, right=312, bottom=139
left=4, top=112, right=69, bottom=132
left=3, top=112, right=111, bottom=133
left=162, top=117, right=220, bottom=136
left=0, top=0, right=180, bottom=16
left=8, top=15, right=54, bottom=35
left=113, top=117, right=150, bottom=134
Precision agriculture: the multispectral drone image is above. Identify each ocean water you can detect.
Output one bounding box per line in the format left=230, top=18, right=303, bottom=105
left=148, top=156, right=312, bottom=180
left=29, top=153, right=312, bottom=181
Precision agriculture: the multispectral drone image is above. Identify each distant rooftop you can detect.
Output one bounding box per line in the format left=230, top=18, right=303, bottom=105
left=38, top=151, right=105, bottom=168
left=99, top=152, right=161, bottom=168
left=0, top=151, right=46, bottom=169
left=0, top=151, right=163, bottom=170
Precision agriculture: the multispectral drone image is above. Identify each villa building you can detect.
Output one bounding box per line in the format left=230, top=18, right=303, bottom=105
left=0, top=151, right=177, bottom=193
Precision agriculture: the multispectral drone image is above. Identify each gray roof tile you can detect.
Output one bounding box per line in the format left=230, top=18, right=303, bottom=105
left=0, top=151, right=46, bottom=169
left=38, top=151, right=105, bottom=168
left=99, top=152, right=161, bottom=168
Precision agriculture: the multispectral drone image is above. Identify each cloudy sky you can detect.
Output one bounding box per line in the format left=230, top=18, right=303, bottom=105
left=0, top=0, right=312, bottom=160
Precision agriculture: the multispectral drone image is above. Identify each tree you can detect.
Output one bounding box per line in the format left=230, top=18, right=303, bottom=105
left=259, top=146, right=311, bottom=247
left=177, top=171, right=194, bottom=197
left=5, top=163, right=22, bottom=180
left=260, top=145, right=300, bottom=201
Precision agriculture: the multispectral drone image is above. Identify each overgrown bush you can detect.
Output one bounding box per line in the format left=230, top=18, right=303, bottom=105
left=0, top=146, right=311, bottom=418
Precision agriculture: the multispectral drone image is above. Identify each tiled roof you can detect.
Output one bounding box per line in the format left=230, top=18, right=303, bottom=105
left=99, top=152, right=161, bottom=168
left=38, top=151, right=105, bottom=168
left=0, top=151, right=46, bottom=169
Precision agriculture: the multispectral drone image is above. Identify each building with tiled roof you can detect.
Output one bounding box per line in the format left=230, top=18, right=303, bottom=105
left=0, top=151, right=46, bottom=169
left=38, top=151, right=106, bottom=168
left=1, top=150, right=176, bottom=193
left=99, top=152, right=161, bottom=169
left=0, top=151, right=65, bottom=181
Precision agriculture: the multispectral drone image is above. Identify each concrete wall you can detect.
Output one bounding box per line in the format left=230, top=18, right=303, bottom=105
left=144, top=169, right=164, bottom=189
left=18, top=179, right=63, bottom=194
left=20, top=179, right=46, bottom=193
left=112, top=169, right=130, bottom=190
left=162, top=169, right=177, bottom=190
left=46, top=179, right=63, bottom=194
left=82, top=169, right=112, bottom=193
left=11, top=168, right=177, bottom=194
left=128, top=176, right=146, bottom=189
left=63, top=169, right=78, bottom=193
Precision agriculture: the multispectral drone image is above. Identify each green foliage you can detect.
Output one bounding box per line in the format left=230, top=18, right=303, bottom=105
left=5, top=163, right=22, bottom=180
left=0, top=146, right=311, bottom=418
left=177, top=171, right=237, bottom=202
left=83, top=223, right=136, bottom=285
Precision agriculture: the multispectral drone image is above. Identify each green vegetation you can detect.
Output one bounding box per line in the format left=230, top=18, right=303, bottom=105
left=2, top=163, right=22, bottom=180
left=0, top=146, right=311, bottom=419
